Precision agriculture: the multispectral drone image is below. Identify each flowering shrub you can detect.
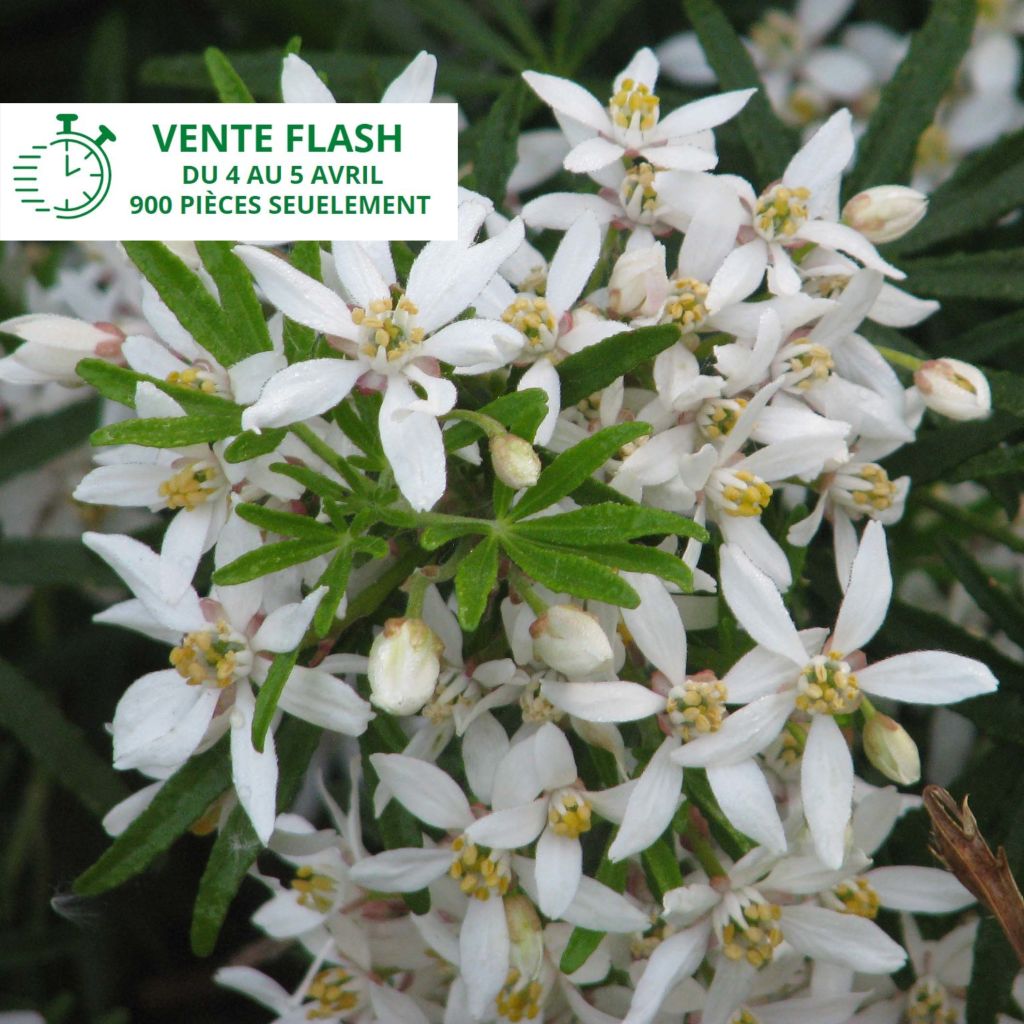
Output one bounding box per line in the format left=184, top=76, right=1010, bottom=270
left=5, top=2, right=1024, bottom=1022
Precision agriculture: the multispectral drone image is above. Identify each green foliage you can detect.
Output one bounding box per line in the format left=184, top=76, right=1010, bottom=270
left=203, top=47, right=255, bottom=103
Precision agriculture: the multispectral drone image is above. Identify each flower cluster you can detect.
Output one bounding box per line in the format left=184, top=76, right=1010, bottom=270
left=0, top=37, right=1008, bottom=1024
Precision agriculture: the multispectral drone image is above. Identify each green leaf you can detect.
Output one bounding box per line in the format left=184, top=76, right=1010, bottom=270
left=282, top=241, right=322, bottom=363
left=251, top=650, right=301, bottom=754
left=471, top=80, right=525, bottom=207
left=952, top=308, right=1024, bottom=362
left=335, top=398, right=384, bottom=463
left=641, top=838, right=684, bottom=901
left=419, top=521, right=488, bottom=551
left=269, top=462, right=350, bottom=503
left=885, top=413, right=1022, bottom=484
left=502, top=536, right=640, bottom=606
left=83, top=8, right=127, bottom=102
left=557, top=324, right=680, bottom=409
left=0, top=538, right=119, bottom=588
left=213, top=537, right=340, bottom=585
left=334, top=546, right=427, bottom=634
left=510, top=421, right=650, bottom=520
left=122, top=242, right=242, bottom=367
left=203, top=46, right=255, bottom=102
left=196, top=242, right=273, bottom=357
left=223, top=428, right=287, bottom=463
left=581, top=542, right=694, bottom=592
left=986, top=369, right=1024, bottom=419
left=91, top=413, right=240, bottom=448
left=0, top=398, right=99, bottom=486
left=75, top=358, right=242, bottom=417
left=683, top=770, right=753, bottom=860
left=314, top=547, right=354, bottom=637
left=844, top=0, right=975, bottom=196
left=682, top=0, right=796, bottom=184
left=487, top=0, right=547, bottom=64
left=900, top=249, right=1024, bottom=302
left=234, top=502, right=339, bottom=541
left=74, top=741, right=230, bottom=895
left=888, top=127, right=1024, bottom=255
left=949, top=443, right=1024, bottom=482
left=938, top=538, right=1024, bottom=646
left=563, top=0, right=644, bottom=74
left=443, top=388, right=549, bottom=451
left=0, top=657, right=127, bottom=818
left=513, top=502, right=707, bottom=545
left=190, top=720, right=320, bottom=956
left=456, top=536, right=500, bottom=631
left=404, top=0, right=527, bottom=72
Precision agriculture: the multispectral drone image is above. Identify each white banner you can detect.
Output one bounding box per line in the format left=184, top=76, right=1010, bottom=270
left=0, top=103, right=459, bottom=241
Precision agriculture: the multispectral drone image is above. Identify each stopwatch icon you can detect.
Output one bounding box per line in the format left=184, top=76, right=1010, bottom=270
left=13, top=113, right=116, bottom=219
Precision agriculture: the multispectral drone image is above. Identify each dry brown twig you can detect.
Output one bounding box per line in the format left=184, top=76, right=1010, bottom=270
left=923, top=784, right=1024, bottom=966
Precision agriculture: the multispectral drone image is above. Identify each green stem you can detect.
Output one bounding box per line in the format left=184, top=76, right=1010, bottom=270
left=874, top=345, right=923, bottom=372
left=916, top=491, right=1024, bottom=556
left=681, top=814, right=727, bottom=879
left=443, top=408, right=506, bottom=439
left=292, top=422, right=367, bottom=495
left=512, top=571, right=548, bottom=615
left=404, top=570, right=432, bottom=619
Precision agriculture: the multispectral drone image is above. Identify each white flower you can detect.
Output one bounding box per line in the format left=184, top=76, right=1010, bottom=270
left=523, top=47, right=754, bottom=176
left=489, top=434, right=542, bottom=489
left=842, top=185, right=928, bottom=243
left=673, top=521, right=997, bottom=868
left=82, top=531, right=372, bottom=842
left=234, top=200, right=525, bottom=510
left=530, top=604, right=614, bottom=680
left=861, top=711, right=921, bottom=784
left=914, top=358, right=992, bottom=421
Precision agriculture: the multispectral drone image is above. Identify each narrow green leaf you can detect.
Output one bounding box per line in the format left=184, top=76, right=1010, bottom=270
left=335, top=398, right=384, bottom=463
left=190, top=720, right=320, bottom=955
left=204, top=46, right=255, bottom=102
left=91, top=413, right=240, bottom=448
left=420, top=522, right=487, bottom=551
left=953, top=308, right=1024, bottom=362
left=83, top=8, right=127, bottom=102
left=270, top=462, right=350, bottom=503
left=74, top=741, right=230, bottom=895
left=514, top=502, right=707, bottom=545
left=122, top=242, right=241, bottom=366
left=472, top=80, right=525, bottom=206
left=844, top=0, right=975, bottom=196
left=252, top=650, right=301, bottom=753
left=213, top=537, right=339, bottom=585
left=901, top=249, right=1024, bottom=302
left=641, top=838, right=684, bottom=901
left=234, top=502, right=338, bottom=541
left=0, top=658, right=127, bottom=818
left=683, top=770, right=753, bottom=860
left=557, top=324, right=680, bottom=409
left=950, top=443, right=1024, bottom=483
left=0, top=398, right=99, bottom=485
left=456, top=536, right=500, bottom=630
left=0, top=538, right=118, bottom=588
left=405, top=0, right=527, bottom=72
left=223, top=428, right=287, bottom=463
left=335, top=546, right=427, bottom=634
left=682, top=0, right=796, bottom=183
left=564, top=0, right=642, bottom=74
left=986, top=369, right=1024, bottom=419
left=443, top=388, right=549, bottom=451
left=487, top=0, right=547, bottom=64
left=314, top=547, right=354, bottom=637
left=196, top=241, right=273, bottom=357
left=582, top=542, right=694, bottom=592
left=502, top=536, right=640, bottom=607
left=510, top=421, right=650, bottom=520
left=937, top=538, right=1024, bottom=646
left=888, top=127, right=1024, bottom=255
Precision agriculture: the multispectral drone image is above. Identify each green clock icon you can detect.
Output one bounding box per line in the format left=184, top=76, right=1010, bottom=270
left=14, top=113, right=116, bottom=219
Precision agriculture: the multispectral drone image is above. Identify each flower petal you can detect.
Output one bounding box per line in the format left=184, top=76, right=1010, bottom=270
left=831, top=519, right=891, bottom=653
left=535, top=826, right=583, bottom=918
left=623, top=922, right=712, bottom=1024
left=781, top=904, right=907, bottom=973
left=521, top=71, right=611, bottom=133
left=672, top=692, right=795, bottom=767
left=381, top=51, right=437, bottom=103
left=533, top=721, right=578, bottom=789
left=460, top=895, right=510, bottom=1019
left=564, top=136, right=627, bottom=173
left=379, top=375, right=447, bottom=512
left=857, top=651, right=998, bottom=704
left=370, top=753, right=472, bottom=830
left=608, top=737, right=683, bottom=862
left=230, top=684, right=279, bottom=844
left=466, top=799, right=548, bottom=849
left=281, top=54, right=335, bottom=103
left=541, top=680, right=664, bottom=723
left=241, top=359, right=364, bottom=432
left=348, top=848, right=452, bottom=891
left=802, top=715, right=853, bottom=869
left=707, top=760, right=786, bottom=853
left=867, top=865, right=974, bottom=913
left=546, top=212, right=602, bottom=318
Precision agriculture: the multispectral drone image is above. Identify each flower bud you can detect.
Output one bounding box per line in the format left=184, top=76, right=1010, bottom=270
left=607, top=244, right=668, bottom=319
left=490, top=433, right=541, bottom=489
left=0, top=314, right=124, bottom=386
left=367, top=617, right=443, bottom=715
left=842, top=185, right=928, bottom=244
left=914, top=358, right=991, bottom=421
left=530, top=604, right=613, bottom=679
left=863, top=713, right=921, bottom=785
left=504, top=894, right=544, bottom=982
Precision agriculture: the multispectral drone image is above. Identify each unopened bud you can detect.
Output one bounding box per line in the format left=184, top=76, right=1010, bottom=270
left=490, top=433, right=541, bottom=489
left=863, top=713, right=921, bottom=785
left=367, top=617, right=443, bottom=715
left=530, top=604, right=613, bottom=679
left=504, top=894, right=544, bottom=982
left=842, top=185, right=928, bottom=244
left=914, top=358, right=991, bottom=421
left=607, top=244, right=668, bottom=319
left=0, top=314, right=124, bottom=386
